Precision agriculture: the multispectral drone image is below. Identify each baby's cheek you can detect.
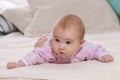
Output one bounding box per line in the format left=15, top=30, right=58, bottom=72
left=52, top=46, right=58, bottom=53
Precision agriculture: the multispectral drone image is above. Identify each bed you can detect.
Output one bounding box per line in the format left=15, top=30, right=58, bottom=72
left=0, top=32, right=120, bottom=80
left=0, top=0, right=120, bottom=80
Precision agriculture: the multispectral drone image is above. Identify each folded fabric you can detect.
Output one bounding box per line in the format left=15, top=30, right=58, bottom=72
left=0, top=15, right=17, bottom=34
left=0, top=1, right=18, bottom=35
left=1, top=0, right=120, bottom=37
left=1, top=5, right=32, bottom=34
left=107, top=0, right=120, bottom=16
left=25, top=0, right=120, bottom=37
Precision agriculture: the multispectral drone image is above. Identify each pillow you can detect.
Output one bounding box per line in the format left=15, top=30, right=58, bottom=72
left=1, top=4, right=32, bottom=33
left=0, top=1, right=16, bottom=13
left=0, top=1, right=17, bottom=34
left=0, top=15, right=17, bottom=34
left=0, top=32, right=7, bottom=35
left=27, top=0, right=61, bottom=15
left=25, top=0, right=120, bottom=37
left=107, top=0, right=120, bottom=16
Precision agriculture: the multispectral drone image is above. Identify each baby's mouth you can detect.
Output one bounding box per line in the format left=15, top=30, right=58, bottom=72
left=58, top=52, right=66, bottom=57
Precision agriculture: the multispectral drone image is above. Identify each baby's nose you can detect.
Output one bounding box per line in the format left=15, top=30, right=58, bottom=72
left=59, top=43, right=65, bottom=49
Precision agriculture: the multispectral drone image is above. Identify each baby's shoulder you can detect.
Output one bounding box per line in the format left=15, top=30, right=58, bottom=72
left=82, top=40, right=96, bottom=48
left=82, top=40, right=102, bottom=51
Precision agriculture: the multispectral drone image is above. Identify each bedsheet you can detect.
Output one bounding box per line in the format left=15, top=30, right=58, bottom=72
left=0, top=32, right=120, bottom=80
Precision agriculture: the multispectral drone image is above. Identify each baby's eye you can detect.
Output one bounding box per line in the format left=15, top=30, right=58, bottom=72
left=55, top=39, right=60, bottom=42
left=66, top=41, right=71, bottom=45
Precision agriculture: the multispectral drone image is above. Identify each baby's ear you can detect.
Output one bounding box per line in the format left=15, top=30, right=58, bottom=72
left=80, top=40, right=85, bottom=44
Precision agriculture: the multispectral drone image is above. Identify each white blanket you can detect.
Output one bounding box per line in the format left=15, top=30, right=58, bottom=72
left=0, top=32, right=120, bottom=80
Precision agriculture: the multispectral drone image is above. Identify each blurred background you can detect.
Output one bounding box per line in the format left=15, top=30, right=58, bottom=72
left=1, top=0, right=27, bottom=5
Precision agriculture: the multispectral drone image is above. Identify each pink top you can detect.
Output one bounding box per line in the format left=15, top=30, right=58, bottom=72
left=21, top=33, right=108, bottom=66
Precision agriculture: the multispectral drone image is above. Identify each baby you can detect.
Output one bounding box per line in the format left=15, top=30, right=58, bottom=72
left=7, top=14, right=114, bottom=69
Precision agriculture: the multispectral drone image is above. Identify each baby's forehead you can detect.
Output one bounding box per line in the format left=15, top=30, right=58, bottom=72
left=54, top=25, right=81, bottom=35
left=53, top=27, right=81, bottom=39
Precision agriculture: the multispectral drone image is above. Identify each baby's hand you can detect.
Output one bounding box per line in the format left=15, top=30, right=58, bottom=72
left=7, top=60, right=26, bottom=69
left=7, top=62, right=19, bottom=69
left=99, top=54, right=114, bottom=62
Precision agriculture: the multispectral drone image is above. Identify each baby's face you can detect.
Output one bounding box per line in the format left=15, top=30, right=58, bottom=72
left=51, top=27, right=82, bottom=57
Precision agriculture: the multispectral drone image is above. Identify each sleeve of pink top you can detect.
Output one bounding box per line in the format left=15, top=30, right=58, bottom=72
left=86, top=42, right=109, bottom=60
left=21, top=32, right=53, bottom=66
left=21, top=48, right=47, bottom=66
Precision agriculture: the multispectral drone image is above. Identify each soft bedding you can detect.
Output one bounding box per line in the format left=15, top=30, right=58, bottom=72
left=0, top=0, right=120, bottom=80
left=0, top=32, right=120, bottom=80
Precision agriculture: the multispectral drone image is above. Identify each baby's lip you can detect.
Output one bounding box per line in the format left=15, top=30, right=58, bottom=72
left=58, top=52, right=66, bottom=57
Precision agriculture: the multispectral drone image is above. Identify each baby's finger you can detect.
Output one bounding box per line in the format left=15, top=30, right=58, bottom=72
left=99, top=57, right=105, bottom=62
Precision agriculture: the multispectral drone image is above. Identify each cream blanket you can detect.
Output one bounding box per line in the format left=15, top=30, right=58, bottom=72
left=0, top=32, right=120, bottom=80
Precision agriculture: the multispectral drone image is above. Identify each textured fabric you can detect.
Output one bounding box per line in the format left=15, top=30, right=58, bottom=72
left=0, top=15, right=17, bottom=33
left=25, top=0, right=120, bottom=37
left=1, top=4, right=32, bottom=33
left=22, top=32, right=108, bottom=66
left=0, top=1, right=17, bottom=34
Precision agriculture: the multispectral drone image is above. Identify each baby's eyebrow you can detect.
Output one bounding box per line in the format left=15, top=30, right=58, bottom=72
left=53, top=35, right=58, bottom=38
left=53, top=36, right=61, bottom=41
left=53, top=35, right=73, bottom=41
left=65, top=39, right=73, bottom=42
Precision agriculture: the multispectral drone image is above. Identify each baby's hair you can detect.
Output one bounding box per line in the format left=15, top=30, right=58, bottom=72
left=55, top=14, right=85, bottom=40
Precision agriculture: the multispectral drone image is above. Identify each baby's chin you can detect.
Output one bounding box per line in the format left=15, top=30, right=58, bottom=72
left=52, top=50, right=71, bottom=63
left=55, top=55, right=71, bottom=64
left=57, top=52, right=67, bottom=57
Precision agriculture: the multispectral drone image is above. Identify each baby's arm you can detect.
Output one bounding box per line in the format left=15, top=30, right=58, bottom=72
left=7, top=35, right=47, bottom=69
left=87, top=42, right=114, bottom=62
left=94, top=45, right=114, bottom=63
left=7, top=48, right=47, bottom=69
left=7, top=35, right=48, bottom=69
left=7, top=36, right=47, bottom=69
left=7, top=60, right=26, bottom=69
left=7, top=37, right=47, bottom=69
